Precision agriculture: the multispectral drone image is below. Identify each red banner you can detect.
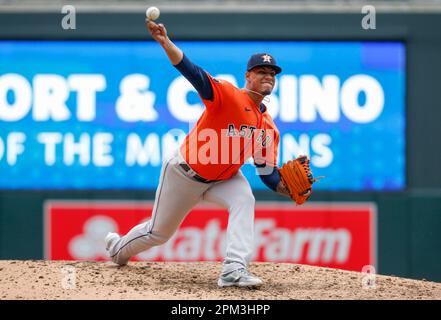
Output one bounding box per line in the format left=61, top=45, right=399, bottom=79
left=44, top=201, right=376, bottom=272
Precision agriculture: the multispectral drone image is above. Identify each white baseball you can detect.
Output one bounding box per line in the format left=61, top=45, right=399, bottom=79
left=146, top=7, right=160, bottom=21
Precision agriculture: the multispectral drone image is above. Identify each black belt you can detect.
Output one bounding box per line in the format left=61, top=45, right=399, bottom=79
left=179, top=163, right=217, bottom=184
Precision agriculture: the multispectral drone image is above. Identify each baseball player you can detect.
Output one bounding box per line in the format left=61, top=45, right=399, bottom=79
left=105, top=19, right=315, bottom=288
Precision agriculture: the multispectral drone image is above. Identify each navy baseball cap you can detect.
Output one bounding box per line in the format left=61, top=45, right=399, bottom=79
left=247, top=53, right=282, bottom=74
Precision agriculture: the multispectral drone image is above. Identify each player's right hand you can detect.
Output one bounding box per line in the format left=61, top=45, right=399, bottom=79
left=146, top=19, right=168, bottom=46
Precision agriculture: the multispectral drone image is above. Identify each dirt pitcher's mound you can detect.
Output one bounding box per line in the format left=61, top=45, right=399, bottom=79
left=0, top=260, right=440, bottom=300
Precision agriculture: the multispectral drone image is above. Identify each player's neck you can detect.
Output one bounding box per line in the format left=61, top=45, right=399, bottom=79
left=244, top=88, right=266, bottom=106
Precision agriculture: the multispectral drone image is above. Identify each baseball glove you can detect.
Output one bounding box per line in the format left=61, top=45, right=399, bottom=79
left=278, top=155, right=317, bottom=205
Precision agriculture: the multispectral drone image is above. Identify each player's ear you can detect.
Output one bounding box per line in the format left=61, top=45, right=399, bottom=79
left=245, top=71, right=251, bottom=83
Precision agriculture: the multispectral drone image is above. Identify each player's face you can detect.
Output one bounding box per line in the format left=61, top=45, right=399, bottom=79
left=246, top=66, right=276, bottom=96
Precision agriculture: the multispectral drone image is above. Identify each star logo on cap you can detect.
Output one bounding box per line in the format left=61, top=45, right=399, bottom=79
left=262, top=54, right=272, bottom=63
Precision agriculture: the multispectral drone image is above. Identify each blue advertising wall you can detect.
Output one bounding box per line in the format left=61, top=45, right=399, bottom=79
left=0, top=41, right=405, bottom=190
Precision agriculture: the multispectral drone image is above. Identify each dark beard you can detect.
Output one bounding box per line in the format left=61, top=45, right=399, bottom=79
left=261, top=88, right=272, bottom=96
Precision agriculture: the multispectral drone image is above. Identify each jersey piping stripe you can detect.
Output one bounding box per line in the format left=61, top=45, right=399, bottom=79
left=110, top=159, right=172, bottom=259
left=148, top=158, right=172, bottom=234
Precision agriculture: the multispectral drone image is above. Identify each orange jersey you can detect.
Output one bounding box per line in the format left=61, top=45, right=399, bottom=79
left=180, top=74, right=280, bottom=181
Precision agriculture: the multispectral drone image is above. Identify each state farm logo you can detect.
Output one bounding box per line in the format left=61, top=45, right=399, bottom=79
left=45, top=201, right=376, bottom=271
left=68, top=215, right=118, bottom=260
left=255, top=220, right=351, bottom=264
left=60, top=217, right=353, bottom=265
left=136, top=219, right=352, bottom=264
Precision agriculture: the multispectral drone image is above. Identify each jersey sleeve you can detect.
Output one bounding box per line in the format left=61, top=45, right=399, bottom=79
left=174, top=54, right=214, bottom=100
left=257, top=166, right=281, bottom=191
left=199, top=72, right=229, bottom=110
left=173, top=54, right=230, bottom=111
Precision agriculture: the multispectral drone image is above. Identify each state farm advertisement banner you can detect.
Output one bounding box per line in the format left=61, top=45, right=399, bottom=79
left=44, top=201, right=376, bottom=272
